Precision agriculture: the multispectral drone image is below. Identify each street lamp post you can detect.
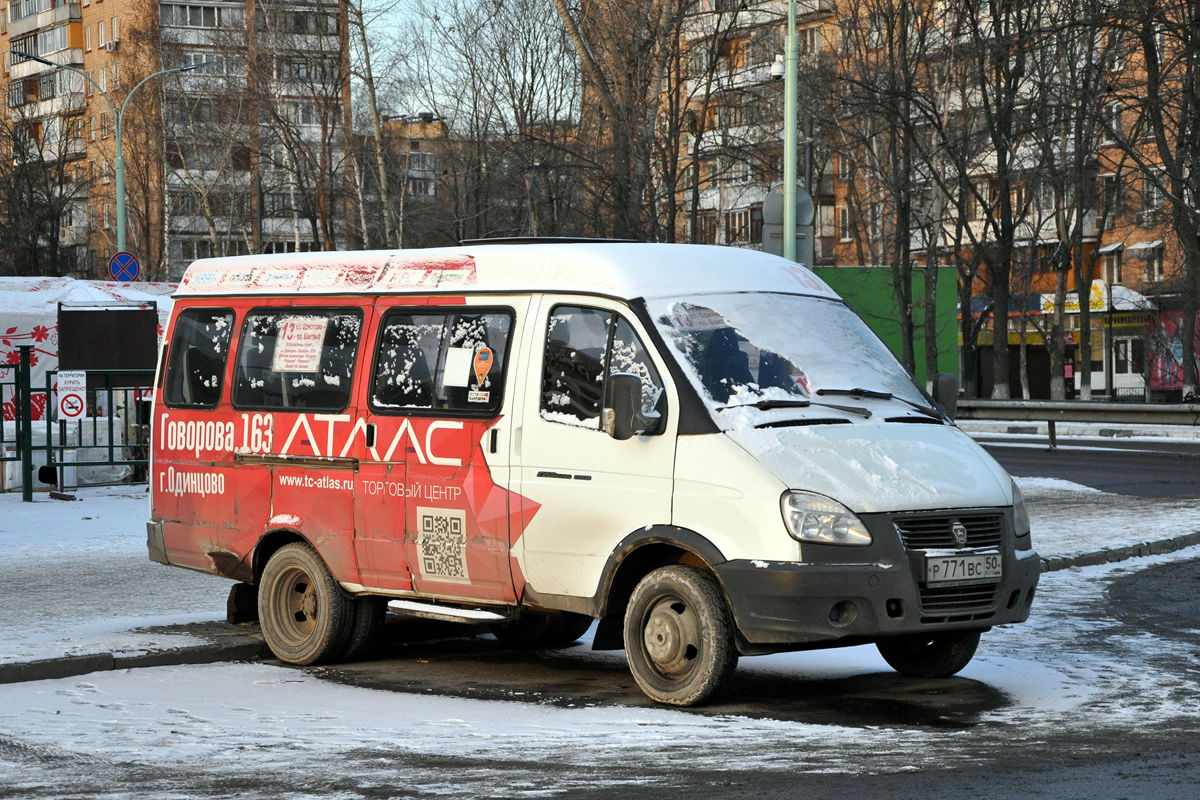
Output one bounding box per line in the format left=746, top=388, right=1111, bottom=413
left=782, top=0, right=798, bottom=262
left=13, top=53, right=205, bottom=255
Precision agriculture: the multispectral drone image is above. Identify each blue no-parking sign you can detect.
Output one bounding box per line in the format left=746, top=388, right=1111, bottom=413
left=109, top=251, right=140, bottom=282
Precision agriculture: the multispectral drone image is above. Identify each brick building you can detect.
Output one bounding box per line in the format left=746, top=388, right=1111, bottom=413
left=3, top=0, right=351, bottom=280
left=674, top=0, right=1195, bottom=398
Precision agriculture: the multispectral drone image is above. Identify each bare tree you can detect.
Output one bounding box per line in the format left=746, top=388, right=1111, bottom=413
left=346, top=0, right=411, bottom=248
left=1106, top=0, right=1200, bottom=397
left=156, top=2, right=257, bottom=270
left=553, top=0, right=688, bottom=239
left=0, top=98, right=88, bottom=276
left=837, top=0, right=946, bottom=375
left=401, top=0, right=581, bottom=244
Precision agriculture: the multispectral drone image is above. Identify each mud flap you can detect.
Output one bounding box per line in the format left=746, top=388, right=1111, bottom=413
left=226, top=582, right=259, bottom=624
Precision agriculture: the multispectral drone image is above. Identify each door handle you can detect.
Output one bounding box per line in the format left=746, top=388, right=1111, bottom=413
left=535, top=471, right=592, bottom=481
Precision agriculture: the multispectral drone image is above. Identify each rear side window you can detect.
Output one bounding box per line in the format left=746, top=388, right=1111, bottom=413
left=370, top=308, right=512, bottom=416
left=232, top=308, right=363, bottom=411
left=163, top=308, right=234, bottom=408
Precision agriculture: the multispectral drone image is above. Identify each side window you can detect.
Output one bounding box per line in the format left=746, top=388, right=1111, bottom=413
left=163, top=308, right=234, bottom=408
left=540, top=305, right=665, bottom=429
left=609, top=317, right=664, bottom=417
left=541, top=305, right=612, bottom=428
left=370, top=308, right=512, bottom=415
left=232, top=307, right=363, bottom=411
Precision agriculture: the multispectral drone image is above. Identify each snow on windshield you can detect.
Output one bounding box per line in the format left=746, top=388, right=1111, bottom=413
left=651, top=293, right=926, bottom=410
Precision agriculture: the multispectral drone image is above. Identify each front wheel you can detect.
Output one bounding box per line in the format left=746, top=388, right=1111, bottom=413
left=623, top=565, right=738, bottom=706
left=876, top=631, right=981, bottom=678
left=258, top=542, right=353, bottom=665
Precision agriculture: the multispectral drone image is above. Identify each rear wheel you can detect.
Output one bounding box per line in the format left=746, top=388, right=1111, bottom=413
left=549, top=612, right=594, bottom=646
left=258, top=542, right=353, bottom=665
left=623, top=565, right=737, bottom=706
left=337, top=596, right=386, bottom=662
left=876, top=631, right=981, bottom=678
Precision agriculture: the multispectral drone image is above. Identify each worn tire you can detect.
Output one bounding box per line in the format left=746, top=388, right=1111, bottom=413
left=623, top=565, right=738, bottom=706
left=337, top=596, right=386, bottom=662
left=548, top=612, right=594, bottom=646
left=489, top=612, right=566, bottom=647
left=258, top=542, right=353, bottom=665
left=876, top=631, right=981, bottom=678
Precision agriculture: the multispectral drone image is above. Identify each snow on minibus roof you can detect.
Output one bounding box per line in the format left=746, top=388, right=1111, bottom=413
left=174, top=242, right=840, bottom=301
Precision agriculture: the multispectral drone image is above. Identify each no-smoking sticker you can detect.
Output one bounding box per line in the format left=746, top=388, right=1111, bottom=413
left=57, top=370, right=87, bottom=420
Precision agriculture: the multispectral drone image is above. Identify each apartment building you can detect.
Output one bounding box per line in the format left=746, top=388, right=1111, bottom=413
left=677, top=0, right=1193, bottom=398
left=677, top=0, right=834, bottom=258
left=3, top=0, right=351, bottom=280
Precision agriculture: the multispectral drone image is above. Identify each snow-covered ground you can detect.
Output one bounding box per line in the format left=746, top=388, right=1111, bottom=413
left=0, top=485, right=227, bottom=666
left=0, top=477, right=1197, bottom=796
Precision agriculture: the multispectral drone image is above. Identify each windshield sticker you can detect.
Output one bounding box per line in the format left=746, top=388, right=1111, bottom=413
left=473, top=347, right=494, bottom=386
left=669, top=304, right=728, bottom=331
left=272, top=316, right=327, bottom=372
left=468, top=390, right=490, bottom=403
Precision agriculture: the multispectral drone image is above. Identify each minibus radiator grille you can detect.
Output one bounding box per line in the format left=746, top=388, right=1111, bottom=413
left=893, top=514, right=1005, bottom=550
left=918, top=584, right=997, bottom=623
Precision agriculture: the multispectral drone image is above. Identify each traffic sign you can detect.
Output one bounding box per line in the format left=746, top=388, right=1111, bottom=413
left=57, top=370, right=87, bottom=420
left=109, top=251, right=140, bottom=282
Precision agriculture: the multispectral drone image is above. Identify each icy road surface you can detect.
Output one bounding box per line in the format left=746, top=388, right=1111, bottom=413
left=0, top=479, right=1197, bottom=797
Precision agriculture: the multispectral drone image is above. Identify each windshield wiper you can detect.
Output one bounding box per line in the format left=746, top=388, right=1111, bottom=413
left=816, top=388, right=945, bottom=420
left=722, top=399, right=810, bottom=410
left=719, top=398, right=872, bottom=418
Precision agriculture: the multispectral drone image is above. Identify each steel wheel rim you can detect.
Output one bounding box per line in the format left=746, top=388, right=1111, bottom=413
left=270, top=564, right=318, bottom=648
left=640, top=593, right=702, bottom=680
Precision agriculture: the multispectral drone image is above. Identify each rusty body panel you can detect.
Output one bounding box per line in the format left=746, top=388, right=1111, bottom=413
left=150, top=280, right=538, bottom=608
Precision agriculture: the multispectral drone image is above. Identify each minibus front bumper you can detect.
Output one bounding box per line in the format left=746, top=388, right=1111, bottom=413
left=714, top=511, right=1041, bottom=653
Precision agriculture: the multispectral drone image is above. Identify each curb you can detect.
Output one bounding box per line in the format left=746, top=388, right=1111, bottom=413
left=0, top=633, right=269, bottom=686
left=1041, top=531, right=1200, bottom=572
left=960, top=420, right=1200, bottom=441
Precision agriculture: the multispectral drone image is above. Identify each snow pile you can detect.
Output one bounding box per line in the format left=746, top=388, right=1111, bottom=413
left=1017, top=476, right=1199, bottom=558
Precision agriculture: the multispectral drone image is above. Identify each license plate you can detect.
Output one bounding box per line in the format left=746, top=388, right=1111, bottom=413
left=925, top=552, right=1002, bottom=586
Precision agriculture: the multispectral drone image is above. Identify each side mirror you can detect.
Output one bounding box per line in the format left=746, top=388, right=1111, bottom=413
left=603, top=373, right=663, bottom=440
left=932, top=372, right=959, bottom=420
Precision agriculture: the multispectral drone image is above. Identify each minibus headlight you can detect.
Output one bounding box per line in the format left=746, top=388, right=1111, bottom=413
left=1012, top=480, right=1032, bottom=548
left=781, top=491, right=872, bottom=546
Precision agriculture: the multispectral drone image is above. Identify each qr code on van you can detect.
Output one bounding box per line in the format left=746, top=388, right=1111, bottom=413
left=415, top=506, right=470, bottom=584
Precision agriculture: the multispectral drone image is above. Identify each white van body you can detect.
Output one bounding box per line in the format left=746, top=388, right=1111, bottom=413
left=148, top=242, right=1040, bottom=706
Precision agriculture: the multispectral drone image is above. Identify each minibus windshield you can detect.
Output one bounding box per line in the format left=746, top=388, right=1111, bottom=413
left=650, top=292, right=930, bottom=416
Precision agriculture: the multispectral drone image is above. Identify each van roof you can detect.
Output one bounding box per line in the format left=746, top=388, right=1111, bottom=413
left=175, top=242, right=840, bottom=302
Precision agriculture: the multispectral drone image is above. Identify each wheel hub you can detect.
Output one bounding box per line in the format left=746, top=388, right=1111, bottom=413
left=299, top=589, right=316, bottom=619
left=643, top=600, right=697, bottom=676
